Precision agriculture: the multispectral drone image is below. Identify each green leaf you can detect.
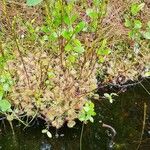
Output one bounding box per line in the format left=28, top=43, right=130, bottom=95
left=70, top=15, right=77, bottom=24
left=53, top=16, right=62, bottom=27
left=97, top=39, right=111, bottom=56
left=67, top=55, right=76, bottom=63
left=143, top=32, right=150, bottom=39
left=79, top=117, right=85, bottom=122
left=0, top=77, right=5, bottom=83
left=0, top=91, right=3, bottom=100
left=0, top=99, right=11, bottom=112
left=63, top=14, right=70, bottom=26
left=89, top=117, right=94, bottom=123
left=128, top=30, right=136, bottom=39
left=73, top=39, right=85, bottom=54
left=84, top=106, right=90, bottom=112
left=144, top=71, right=150, bottom=77
left=110, top=93, right=118, bottom=97
left=74, top=46, right=84, bottom=54
left=104, top=93, right=117, bottom=103
left=124, top=18, right=131, bottom=28
left=109, top=98, right=113, bottom=103
left=43, top=35, right=49, bottom=41
left=86, top=8, right=98, bottom=19
left=62, top=30, right=72, bottom=40
left=93, top=0, right=101, bottom=5
left=0, top=91, right=4, bottom=100
left=79, top=113, right=86, bottom=121
left=65, top=43, right=72, bottom=52
left=97, top=48, right=111, bottom=56
left=41, top=26, right=50, bottom=33
left=131, top=3, right=145, bottom=16
left=48, top=32, right=58, bottom=41
left=134, top=20, right=142, bottom=29
left=63, top=14, right=77, bottom=26
left=98, top=57, right=105, bottom=63
left=26, top=0, right=43, bottom=6
left=104, top=93, right=110, bottom=99
left=74, top=21, right=86, bottom=34
left=131, top=3, right=139, bottom=16
left=47, top=72, right=55, bottom=78
left=3, top=83, right=10, bottom=92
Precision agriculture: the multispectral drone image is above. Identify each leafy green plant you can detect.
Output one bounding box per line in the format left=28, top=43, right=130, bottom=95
left=124, top=2, right=150, bottom=41
left=79, top=101, right=96, bottom=123
left=124, top=2, right=150, bottom=58
left=0, top=73, right=13, bottom=99
left=0, top=73, right=13, bottom=112
left=0, top=42, right=13, bottom=113
left=124, top=3, right=145, bottom=41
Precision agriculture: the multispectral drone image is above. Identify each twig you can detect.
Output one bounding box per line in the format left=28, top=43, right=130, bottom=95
left=0, top=40, right=4, bottom=57
left=102, top=123, right=117, bottom=139
left=136, top=102, right=147, bottom=150
left=139, top=82, right=150, bottom=96
left=80, top=122, right=84, bottom=150
left=2, top=0, right=31, bottom=89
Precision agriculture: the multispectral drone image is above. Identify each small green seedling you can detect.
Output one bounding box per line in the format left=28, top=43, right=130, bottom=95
left=79, top=101, right=96, bottom=123
left=104, top=93, right=118, bottom=103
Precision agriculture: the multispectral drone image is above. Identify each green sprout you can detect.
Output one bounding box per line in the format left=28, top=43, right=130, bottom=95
left=79, top=101, right=96, bottom=123
left=104, top=93, right=118, bottom=103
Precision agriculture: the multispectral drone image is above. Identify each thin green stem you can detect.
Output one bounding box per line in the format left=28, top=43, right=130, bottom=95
left=12, top=111, right=29, bottom=127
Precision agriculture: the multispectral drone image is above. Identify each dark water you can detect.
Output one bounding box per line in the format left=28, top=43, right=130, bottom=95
left=0, top=79, right=150, bottom=150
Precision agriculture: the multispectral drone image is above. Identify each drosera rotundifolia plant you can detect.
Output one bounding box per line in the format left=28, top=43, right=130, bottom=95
left=0, top=0, right=150, bottom=135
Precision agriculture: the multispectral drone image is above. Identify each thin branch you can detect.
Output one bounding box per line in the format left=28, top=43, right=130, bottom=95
left=2, top=0, right=31, bottom=89
left=136, top=103, right=147, bottom=150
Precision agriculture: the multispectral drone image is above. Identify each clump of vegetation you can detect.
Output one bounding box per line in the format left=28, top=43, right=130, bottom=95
left=0, top=0, right=149, bottom=130
left=102, top=1, right=150, bottom=84
left=1, top=0, right=108, bottom=129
